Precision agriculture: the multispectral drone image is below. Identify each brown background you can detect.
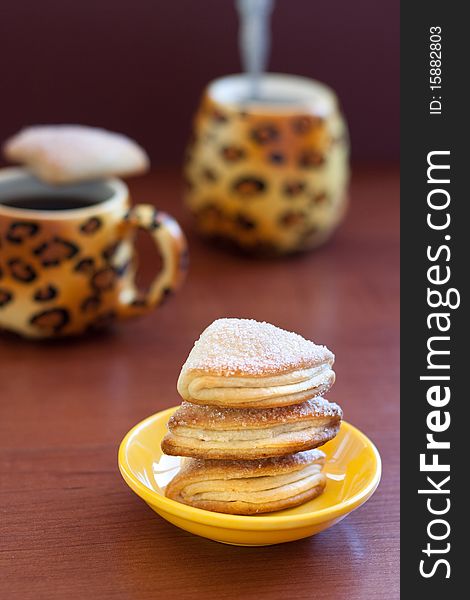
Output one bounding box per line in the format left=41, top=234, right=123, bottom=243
left=0, top=0, right=399, bottom=164
left=1, top=1, right=399, bottom=597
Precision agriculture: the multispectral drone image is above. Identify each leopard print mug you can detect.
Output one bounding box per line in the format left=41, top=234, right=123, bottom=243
left=0, top=168, right=188, bottom=338
left=184, top=73, right=349, bottom=255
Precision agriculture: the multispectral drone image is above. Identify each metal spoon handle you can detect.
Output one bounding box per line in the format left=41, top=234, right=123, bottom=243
left=236, top=0, right=275, bottom=100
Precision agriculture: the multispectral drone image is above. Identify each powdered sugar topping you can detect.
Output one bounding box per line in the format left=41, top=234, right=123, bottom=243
left=185, top=449, right=326, bottom=477
left=181, top=318, right=335, bottom=376
left=170, top=398, right=342, bottom=429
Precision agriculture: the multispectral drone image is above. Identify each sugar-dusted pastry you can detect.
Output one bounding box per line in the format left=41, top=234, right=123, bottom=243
left=165, top=450, right=326, bottom=515
left=3, top=125, right=149, bottom=184
left=162, top=398, right=342, bottom=460
left=177, top=318, right=335, bottom=408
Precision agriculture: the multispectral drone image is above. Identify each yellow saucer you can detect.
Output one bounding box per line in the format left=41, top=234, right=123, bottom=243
left=118, top=407, right=381, bottom=546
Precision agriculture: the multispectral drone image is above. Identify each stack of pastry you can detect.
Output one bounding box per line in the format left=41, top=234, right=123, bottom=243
left=162, top=318, right=342, bottom=515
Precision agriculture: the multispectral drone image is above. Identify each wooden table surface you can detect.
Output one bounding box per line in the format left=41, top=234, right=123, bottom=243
left=0, top=165, right=399, bottom=600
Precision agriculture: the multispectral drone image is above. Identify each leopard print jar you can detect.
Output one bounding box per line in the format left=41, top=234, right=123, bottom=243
left=184, top=74, right=349, bottom=255
left=0, top=169, right=187, bottom=338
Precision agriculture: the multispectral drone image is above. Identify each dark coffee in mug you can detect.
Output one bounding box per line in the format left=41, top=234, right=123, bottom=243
left=0, top=167, right=187, bottom=338
left=0, top=196, right=98, bottom=211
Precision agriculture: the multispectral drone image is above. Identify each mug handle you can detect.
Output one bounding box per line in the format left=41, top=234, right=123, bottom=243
left=117, top=204, right=188, bottom=319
